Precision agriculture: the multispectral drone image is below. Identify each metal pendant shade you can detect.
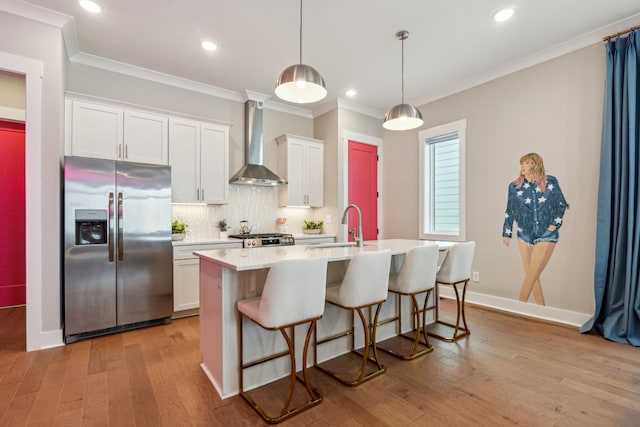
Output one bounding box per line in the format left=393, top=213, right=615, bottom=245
left=275, top=63, right=326, bottom=103
left=275, top=0, right=327, bottom=103
left=383, top=31, right=424, bottom=131
left=383, top=103, right=424, bottom=131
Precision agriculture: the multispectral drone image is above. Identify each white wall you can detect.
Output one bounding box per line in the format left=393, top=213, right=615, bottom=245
left=0, top=71, right=25, bottom=120
left=383, top=43, right=605, bottom=321
left=0, top=10, right=65, bottom=347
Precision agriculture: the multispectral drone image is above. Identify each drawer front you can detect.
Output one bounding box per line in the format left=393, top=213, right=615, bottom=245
left=173, top=242, right=242, bottom=260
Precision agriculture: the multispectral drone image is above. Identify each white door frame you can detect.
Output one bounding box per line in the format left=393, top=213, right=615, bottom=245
left=1, top=51, right=44, bottom=351
left=340, top=130, right=383, bottom=241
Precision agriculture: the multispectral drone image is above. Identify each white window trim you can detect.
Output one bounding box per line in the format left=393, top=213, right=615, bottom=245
left=419, top=119, right=467, bottom=242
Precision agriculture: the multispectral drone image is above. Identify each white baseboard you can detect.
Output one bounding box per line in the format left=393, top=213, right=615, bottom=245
left=438, top=287, right=591, bottom=327
left=39, top=328, right=64, bottom=349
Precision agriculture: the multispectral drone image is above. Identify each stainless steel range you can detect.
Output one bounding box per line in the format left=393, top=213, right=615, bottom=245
left=228, top=233, right=295, bottom=248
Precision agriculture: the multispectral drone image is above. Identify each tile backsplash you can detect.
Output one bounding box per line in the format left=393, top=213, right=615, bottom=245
left=171, top=185, right=325, bottom=240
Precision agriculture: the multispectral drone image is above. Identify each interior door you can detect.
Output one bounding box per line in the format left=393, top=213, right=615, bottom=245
left=348, top=140, right=378, bottom=241
left=0, top=121, right=25, bottom=307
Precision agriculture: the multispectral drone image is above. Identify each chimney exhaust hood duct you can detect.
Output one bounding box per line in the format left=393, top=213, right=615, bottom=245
left=229, top=100, right=287, bottom=186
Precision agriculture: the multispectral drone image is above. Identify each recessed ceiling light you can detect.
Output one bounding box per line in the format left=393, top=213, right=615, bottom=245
left=494, top=8, right=514, bottom=22
left=345, top=89, right=356, bottom=97
left=79, top=0, right=101, bottom=13
left=201, top=41, right=217, bottom=52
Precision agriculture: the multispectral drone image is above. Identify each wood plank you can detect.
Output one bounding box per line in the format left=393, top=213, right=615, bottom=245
left=1, top=301, right=639, bottom=425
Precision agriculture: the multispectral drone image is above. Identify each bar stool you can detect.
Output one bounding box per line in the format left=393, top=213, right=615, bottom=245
left=428, top=241, right=476, bottom=342
left=237, top=257, right=328, bottom=424
left=377, top=245, right=439, bottom=360
left=314, top=250, right=392, bottom=386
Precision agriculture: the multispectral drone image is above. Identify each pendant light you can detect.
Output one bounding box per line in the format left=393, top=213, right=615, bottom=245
left=275, top=0, right=327, bottom=103
left=383, top=31, right=424, bottom=131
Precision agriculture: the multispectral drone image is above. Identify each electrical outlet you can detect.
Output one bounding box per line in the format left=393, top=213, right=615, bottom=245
left=472, top=271, right=480, bottom=282
left=325, top=214, right=332, bottom=224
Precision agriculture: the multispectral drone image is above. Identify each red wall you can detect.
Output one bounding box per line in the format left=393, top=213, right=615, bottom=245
left=0, top=121, right=26, bottom=307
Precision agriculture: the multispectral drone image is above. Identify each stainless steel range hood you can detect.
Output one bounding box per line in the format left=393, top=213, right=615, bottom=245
left=229, top=100, right=287, bottom=186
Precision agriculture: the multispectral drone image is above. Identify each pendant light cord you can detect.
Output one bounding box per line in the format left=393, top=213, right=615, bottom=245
left=299, top=0, right=303, bottom=64
left=401, top=35, right=405, bottom=104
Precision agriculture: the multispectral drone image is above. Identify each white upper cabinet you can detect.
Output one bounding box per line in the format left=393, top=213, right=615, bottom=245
left=199, top=122, right=229, bottom=204
left=169, top=118, right=229, bottom=204
left=70, top=100, right=168, bottom=165
left=123, top=110, right=168, bottom=165
left=276, top=134, right=324, bottom=207
left=71, top=101, right=123, bottom=160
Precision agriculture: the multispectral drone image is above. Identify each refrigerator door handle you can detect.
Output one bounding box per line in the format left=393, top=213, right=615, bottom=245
left=118, top=192, right=124, bottom=261
left=108, top=192, right=115, bottom=262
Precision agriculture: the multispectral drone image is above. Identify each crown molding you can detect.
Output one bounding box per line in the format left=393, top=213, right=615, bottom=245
left=410, top=12, right=640, bottom=107
left=0, top=0, right=72, bottom=27
left=336, top=98, right=384, bottom=119
left=72, top=52, right=246, bottom=102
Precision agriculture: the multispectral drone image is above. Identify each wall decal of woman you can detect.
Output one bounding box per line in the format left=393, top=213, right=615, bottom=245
left=502, top=153, right=569, bottom=305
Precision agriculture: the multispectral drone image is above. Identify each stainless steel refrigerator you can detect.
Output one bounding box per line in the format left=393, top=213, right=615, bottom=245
left=63, top=156, right=173, bottom=343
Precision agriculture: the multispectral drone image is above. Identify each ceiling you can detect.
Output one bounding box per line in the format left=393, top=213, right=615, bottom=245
left=8, top=0, right=640, bottom=116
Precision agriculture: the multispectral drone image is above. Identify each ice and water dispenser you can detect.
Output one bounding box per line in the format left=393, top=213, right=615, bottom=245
left=74, top=209, right=108, bottom=245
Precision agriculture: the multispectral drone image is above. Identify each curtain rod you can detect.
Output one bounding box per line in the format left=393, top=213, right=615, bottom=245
left=603, top=25, right=640, bottom=42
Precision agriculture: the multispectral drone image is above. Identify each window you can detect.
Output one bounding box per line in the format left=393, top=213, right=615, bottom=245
left=419, top=119, right=466, bottom=241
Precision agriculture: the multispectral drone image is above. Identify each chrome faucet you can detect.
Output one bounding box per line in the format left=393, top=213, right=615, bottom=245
left=341, top=204, right=364, bottom=247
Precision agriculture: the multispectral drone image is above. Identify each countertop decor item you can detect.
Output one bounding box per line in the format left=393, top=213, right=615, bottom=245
left=303, top=219, right=323, bottom=234
left=217, top=219, right=229, bottom=239
left=172, top=220, right=188, bottom=241
left=276, top=217, right=288, bottom=233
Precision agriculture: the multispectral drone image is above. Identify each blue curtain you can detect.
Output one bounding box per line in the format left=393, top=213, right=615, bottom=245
left=580, top=31, right=640, bottom=346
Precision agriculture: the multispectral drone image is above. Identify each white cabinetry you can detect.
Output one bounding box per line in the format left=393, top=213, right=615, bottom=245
left=276, top=134, right=324, bottom=207
left=295, top=236, right=336, bottom=245
left=70, top=100, right=168, bottom=165
left=71, top=101, right=123, bottom=160
left=172, top=241, right=242, bottom=315
left=123, top=110, right=168, bottom=164
left=169, top=118, right=229, bottom=204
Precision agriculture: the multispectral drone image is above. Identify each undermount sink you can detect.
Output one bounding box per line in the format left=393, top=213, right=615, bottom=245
left=306, top=242, right=375, bottom=249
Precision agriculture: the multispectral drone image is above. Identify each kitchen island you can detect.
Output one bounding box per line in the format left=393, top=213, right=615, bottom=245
left=195, top=239, right=452, bottom=399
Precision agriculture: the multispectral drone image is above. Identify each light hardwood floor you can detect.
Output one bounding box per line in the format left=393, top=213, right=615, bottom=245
left=1, top=301, right=638, bottom=426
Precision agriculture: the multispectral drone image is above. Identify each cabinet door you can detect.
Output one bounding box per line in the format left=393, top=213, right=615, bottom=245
left=71, top=101, right=123, bottom=160
left=200, top=123, right=229, bottom=204
left=169, top=118, right=200, bottom=203
left=305, top=141, right=324, bottom=207
left=124, top=110, right=168, bottom=165
left=173, top=258, right=200, bottom=312
left=285, top=139, right=306, bottom=206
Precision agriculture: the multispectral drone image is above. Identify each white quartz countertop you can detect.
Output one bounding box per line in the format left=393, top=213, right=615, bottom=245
left=194, top=239, right=453, bottom=271
left=172, top=233, right=336, bottom=247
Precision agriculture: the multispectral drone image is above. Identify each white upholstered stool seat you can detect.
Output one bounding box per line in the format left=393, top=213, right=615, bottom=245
left=237, top=257, right=328, bottom=424
left=377, top=245, right=439, bottom=359
left=314, top=250, right=392, bottom=387
left=428, top=241, right=476, bottom=342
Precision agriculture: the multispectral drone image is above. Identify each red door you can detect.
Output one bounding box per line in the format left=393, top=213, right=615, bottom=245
left=0, top=121, right=26, bottom=307
left=348, top=141, right=378, bottom=241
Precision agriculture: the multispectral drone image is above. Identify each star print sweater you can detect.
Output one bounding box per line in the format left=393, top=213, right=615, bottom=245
left=502, top=175, right=569, bottom=238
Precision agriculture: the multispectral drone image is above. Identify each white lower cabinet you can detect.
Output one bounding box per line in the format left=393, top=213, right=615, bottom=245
left=172, top=242, right=241, bottom=315
left=295, top=236, right=335, bottom=245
